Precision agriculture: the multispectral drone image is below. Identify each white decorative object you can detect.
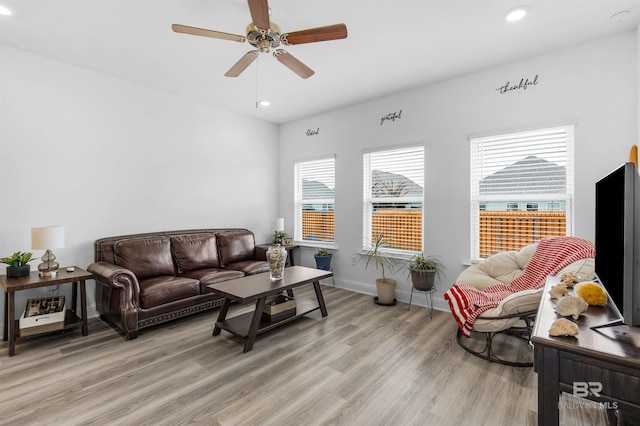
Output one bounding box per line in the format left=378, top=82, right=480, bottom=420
left=266, top=244, right=287, bottom=281
left=549, top=318, right=579, bottom=337
left=555, top=295, right=588, bottom=320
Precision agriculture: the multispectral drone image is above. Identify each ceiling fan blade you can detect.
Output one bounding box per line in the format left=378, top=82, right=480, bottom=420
left=225, top=51, right=260, bottom=77
left=172, top=24, right=246, bottom=43
left=273, top=49, right=314, bottom=79
left=281, top=24, right=347, bottom=45
left=247, top=0, right=270, bottom=31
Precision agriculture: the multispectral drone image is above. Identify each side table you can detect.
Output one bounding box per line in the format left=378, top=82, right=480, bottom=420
left=1, top=266, right=91, bottom=356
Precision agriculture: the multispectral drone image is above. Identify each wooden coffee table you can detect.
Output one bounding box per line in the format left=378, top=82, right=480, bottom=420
left=209, top=266, right=332, bottom=352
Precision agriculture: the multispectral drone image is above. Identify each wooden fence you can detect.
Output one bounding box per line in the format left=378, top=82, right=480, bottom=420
left=478, top=210, right=566, bottom=257
left=302, top=209, right=566, bottom=257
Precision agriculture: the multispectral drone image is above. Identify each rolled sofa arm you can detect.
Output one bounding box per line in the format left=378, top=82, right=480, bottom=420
left=255, top=245, right=268, bottom=261
left=87, top=261, right=141, bottom=339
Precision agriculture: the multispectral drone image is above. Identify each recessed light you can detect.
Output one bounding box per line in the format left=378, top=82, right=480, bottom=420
left=505, top=6, right=528, bottom=22
left=0, top=4, right=12, bottom=16
left=259, top=100, right=271, bottom=107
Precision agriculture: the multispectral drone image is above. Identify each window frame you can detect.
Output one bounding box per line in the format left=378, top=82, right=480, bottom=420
left=362, top=143, right=425, bottom=255
left=293, top=155, right=336, bottom=247
left=469, top=124, right=575, bottom=260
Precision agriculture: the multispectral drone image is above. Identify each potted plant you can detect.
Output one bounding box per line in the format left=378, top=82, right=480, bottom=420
left=364, top=234, right=399, bottom=305
left=1, top=251, right=35, bottom=278
left=314, top=248, right=332, bottom=271
left=406, top=253, right=445, bottom=292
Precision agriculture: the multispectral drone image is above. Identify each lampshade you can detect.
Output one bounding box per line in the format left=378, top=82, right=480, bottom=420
left=275, top=218, right=284, bottom=232
left=31, top=226, right=65, bottom=250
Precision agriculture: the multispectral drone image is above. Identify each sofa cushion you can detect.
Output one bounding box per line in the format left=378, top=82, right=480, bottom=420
left=181, top=268, right=245, bottom=293
left=217, top=230, right=256, bottom=267
left=138, top=276, right=200, bottom=309
left=114, top=236, right=175, bottom=280
left=171, top=234, right=220, bottom=274
left=223, top=260, right=269, bottom=275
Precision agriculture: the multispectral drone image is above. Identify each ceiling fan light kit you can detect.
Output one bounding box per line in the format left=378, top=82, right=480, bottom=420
left=173, top=0, right=347, bottom=79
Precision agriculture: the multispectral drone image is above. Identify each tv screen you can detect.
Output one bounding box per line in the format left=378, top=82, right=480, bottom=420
left=595, top=162, right=640, bottom=327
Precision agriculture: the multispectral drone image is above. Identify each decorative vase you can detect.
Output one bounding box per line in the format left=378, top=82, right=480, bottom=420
left=6, top=264, right=30, bottom=278
left=314, top=253, right=333, bottom=271
left=266, top=244, right=288, bottom=281
left=375, top=278, right=397, bottom=305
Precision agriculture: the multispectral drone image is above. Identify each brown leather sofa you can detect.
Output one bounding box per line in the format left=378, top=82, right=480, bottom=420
left=87, top=228, right=269, bottom=339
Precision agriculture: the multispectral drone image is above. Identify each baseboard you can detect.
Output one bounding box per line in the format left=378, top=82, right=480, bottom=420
left=324, top=277, right=450, bottom=312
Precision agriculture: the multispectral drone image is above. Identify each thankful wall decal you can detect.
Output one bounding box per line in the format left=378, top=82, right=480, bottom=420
left=496, top=75, right=539, bottom=94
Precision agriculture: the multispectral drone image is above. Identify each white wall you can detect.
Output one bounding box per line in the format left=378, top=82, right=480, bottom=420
left=279, top=31, right=638, bottom=310
left=0, top=46, right=279, bottom=323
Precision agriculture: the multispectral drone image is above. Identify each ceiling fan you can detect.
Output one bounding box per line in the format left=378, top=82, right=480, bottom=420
left=172, top=0, right=348, bottom=79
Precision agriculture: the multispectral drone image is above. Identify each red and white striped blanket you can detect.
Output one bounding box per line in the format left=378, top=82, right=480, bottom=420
left=445, top=237, right=595, bottom=338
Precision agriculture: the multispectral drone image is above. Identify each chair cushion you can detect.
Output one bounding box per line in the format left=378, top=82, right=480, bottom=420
left=217, top=230, right=256, bottom=266
left=114, top=236, right=175, bottom=280
left=171, top=234, right=220, bottom=274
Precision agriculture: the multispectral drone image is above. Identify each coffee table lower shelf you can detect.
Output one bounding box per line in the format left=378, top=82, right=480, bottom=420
left=215, top=298, right=319, bottom=339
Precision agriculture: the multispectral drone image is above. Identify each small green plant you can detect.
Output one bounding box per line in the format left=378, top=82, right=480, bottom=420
left=0, top=251, right=35, bottom=267
left=315, top=248, right=329, bottom=256
left=407, top=252, right=445, bottom=279
left=363, top=234, right=398, bottom=281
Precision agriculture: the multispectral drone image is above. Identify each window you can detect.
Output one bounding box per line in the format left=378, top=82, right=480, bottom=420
left=470, top=125, right=574, bottom=259
left=363, top=144, right=424, bottom=253
left=507, top=202, right=519, bottom=211
left=294, top=156, right=335, bottom=244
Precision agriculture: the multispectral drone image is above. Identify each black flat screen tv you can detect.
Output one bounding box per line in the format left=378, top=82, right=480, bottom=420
left=594, top=162, right=640, bottom=328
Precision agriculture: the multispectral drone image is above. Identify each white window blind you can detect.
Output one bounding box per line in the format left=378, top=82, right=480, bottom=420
left=363, top=145, right=424, bottom=253
left=294, top=156, right=335, bottom=244
left=470, top=125, right=574, bottom=259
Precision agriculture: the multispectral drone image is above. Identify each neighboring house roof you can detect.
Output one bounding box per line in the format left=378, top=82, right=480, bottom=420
left=302, top=180, right=334, bottom=199
left=372, top=170, right=423, bottom=197
left=479, top=155, right=566, bottom=195
left=302, top=170, right=423, bottom=199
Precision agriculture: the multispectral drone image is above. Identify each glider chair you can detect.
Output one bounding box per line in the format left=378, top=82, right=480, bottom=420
left=453, top=242, right=595, bottom=367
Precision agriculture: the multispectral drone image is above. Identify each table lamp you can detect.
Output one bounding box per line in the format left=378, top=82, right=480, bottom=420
left=31, top=225, right=65, bottom=277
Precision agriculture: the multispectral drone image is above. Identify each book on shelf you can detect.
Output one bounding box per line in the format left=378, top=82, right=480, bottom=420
left=19, top=296, right=66, bottom=336
left=23, top=296, right=65, bottom=318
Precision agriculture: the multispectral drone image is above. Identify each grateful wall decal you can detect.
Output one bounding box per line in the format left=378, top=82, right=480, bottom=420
left=306, top=128, right=320, bottom=136
left=380, top=110, right=402, bottom=125
left=496, top=75, right=539, bottom=94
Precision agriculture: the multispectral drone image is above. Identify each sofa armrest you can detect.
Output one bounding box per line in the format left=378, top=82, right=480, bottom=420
left=87, top=261, right=141, bottom=339
left=255, top=245, right=267, bottom=261
left=88, top=262, right=140, bottom=297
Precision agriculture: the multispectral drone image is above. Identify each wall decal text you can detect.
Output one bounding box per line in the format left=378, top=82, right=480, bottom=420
left=496, top=75, right=539, bottom=94
left=306, top=128, right=320, bottom=136
left=381, top=110, right=402, bottom=125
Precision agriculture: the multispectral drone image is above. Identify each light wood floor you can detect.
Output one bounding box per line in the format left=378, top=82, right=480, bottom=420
left=0, top=286, right=606, bottom=426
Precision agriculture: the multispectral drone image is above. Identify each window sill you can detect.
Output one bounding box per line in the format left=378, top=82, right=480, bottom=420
left=294, top=242, right=338, bottom=251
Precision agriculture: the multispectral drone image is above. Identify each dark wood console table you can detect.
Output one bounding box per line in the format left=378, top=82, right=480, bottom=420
left=1, top=267, right=91, bottom=356
left=532, top=276, right=640, bottom=425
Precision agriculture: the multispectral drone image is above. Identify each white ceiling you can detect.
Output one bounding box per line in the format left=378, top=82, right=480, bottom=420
left=1, top=1, right=639, bottom=124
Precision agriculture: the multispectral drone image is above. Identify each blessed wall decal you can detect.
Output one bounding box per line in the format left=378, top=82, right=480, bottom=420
left=306, top=128, right=320, bottom=136
left=496, top=75, right=539, bottom=94
left=380, top=110, right=402, bottom=125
